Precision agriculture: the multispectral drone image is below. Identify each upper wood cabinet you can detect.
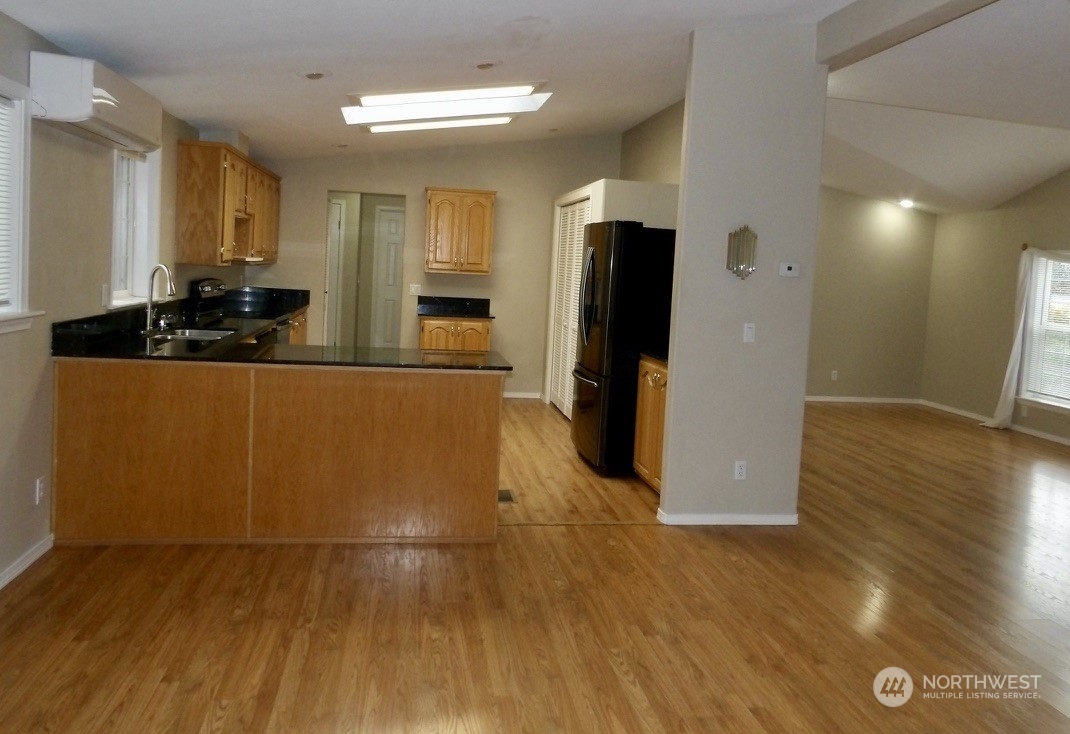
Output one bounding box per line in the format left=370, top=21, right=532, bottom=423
left=425, top=187, right=495, bottom=274
left=634, top=355, right=669, bottom=493
left=176, top=140, right=281, bottom=266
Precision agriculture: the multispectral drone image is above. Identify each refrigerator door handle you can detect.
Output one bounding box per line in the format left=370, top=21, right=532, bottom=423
left=579, top=246, right=595, bottom=346
left=572, top=368, right=599, bottom=388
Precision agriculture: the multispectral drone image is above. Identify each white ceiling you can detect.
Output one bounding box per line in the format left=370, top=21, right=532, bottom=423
left=1, top=0, right=1068, bottom=214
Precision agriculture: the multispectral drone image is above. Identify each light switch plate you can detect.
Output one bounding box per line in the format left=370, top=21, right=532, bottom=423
left=408, top=283, right=421, bottom=296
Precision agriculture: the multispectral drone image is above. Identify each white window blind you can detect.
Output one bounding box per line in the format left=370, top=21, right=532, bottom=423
left=1022, top=254, right=1070, bottom=407
left=549, top=198, right=590, bottom=418
left=0, top=95, right=18, bottom=311
left=112, top=152, right=136, bottom=297
left=110, top=150, right=160, bottom=305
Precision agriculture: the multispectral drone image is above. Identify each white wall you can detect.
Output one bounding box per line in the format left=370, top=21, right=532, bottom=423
left=249, top=136, right=621, bottom=395
left=660, top=23, right=827, bottom=524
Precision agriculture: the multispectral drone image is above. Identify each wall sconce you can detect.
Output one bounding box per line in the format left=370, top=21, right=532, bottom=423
left=727, top=225, right=757, bottom=279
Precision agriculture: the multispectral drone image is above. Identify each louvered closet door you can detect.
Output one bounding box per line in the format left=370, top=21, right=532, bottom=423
left=549, top=198, right=591, bottom=418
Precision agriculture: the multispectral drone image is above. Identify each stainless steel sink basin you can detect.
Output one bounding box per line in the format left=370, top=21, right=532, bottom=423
left=151, top=328, right=235, bottom=341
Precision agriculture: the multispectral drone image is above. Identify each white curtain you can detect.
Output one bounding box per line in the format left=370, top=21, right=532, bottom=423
left=984, top=247, right=1070, bottom=428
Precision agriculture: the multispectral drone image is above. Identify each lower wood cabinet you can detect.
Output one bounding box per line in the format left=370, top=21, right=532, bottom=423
left=634, top=355, right=669, bottom=492
left=419, top=317, right=491, bottom=351
left=54, top=361, right=251, bottom=540
left=53, top=359, right=505, bottom=542
left=288, top=308, right=308, bottom=345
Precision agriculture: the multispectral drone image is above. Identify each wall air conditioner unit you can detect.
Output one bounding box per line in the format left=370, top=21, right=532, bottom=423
left=29, top=51, right=162, bottom=153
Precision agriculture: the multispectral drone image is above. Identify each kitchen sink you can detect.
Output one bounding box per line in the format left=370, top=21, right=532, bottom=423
left=151, top=328, right=235, bottom=341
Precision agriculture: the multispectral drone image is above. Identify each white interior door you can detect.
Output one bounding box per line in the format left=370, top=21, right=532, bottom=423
left=325, top=198, right=346, bottom=346
left=549, top=198, right=591, bottom=418
left=371, top=206, right=404, bottom=348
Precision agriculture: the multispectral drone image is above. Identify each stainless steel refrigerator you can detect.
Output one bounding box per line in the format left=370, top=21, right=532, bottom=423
left=570, top=220, right=676, bottom=473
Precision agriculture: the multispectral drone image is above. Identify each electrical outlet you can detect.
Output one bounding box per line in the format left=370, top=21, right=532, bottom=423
left=734, top=461, right=747, bottom=480
left=743, top=323, right=755, bottom=343
left=34, top=476, right=47, bottom=506
left=831, top=370, right=838, bottom=381
left=408, top=283, right=421, bottom=296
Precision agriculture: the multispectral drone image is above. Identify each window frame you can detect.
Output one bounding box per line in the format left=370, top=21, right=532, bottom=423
left=1020, top=253, right=1070, bottom=412
left=109, top=148, right=161, bottom=308
left=0, top=73, right=43, bottom=334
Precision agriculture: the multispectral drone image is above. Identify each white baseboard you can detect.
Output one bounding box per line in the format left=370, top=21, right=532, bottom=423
left=805, top=395, right=920, bottom=404
left=657, top=509, right=798, bottom=526
left=0, top=535, right=53, bottom=592
left=504, top=391, right=543, bottom=400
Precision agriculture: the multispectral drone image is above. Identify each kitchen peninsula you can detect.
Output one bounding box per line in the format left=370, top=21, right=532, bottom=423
left=51, top=293, right=511, bottom=544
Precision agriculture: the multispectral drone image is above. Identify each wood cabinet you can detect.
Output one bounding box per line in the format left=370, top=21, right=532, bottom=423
left=53, top=359, right=506, bottom=542
left=288, top=308, right=308, bottom=345
left=176, top=140, right=281, bottom=266
left=634, top=355, right=669, bottom=492
left=54, top=360, right=251, bottom=540
left=425, top=187, right=495, bottom=274
left=419, top=317, right=491, bottom=351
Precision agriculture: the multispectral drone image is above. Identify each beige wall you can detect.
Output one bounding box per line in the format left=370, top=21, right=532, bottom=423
left=620, top=100, right=684, bottom=184
left=922, top=169, right=1070, bottom=439
left=661, top=24, right=827, bottom=523
left=248, top=135, right=621, bottom=395
left=809, top=187, right=936, bottom=398
left=0, top=10, right=198, bottom=582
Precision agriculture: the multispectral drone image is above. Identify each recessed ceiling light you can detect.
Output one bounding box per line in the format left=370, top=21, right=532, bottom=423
left=368, top=117, right=513, bottom=133
left=899, top=199, right=915, bottom=208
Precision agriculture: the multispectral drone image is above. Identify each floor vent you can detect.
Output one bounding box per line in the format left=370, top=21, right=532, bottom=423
left=498, top=489, right=516, bottom=504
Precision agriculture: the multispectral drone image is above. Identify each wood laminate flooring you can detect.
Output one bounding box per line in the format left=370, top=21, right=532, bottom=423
left=0, top=400, right=1067, bottom=732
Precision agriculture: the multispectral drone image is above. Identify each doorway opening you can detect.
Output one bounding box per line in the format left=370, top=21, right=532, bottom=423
left=325, top=192, right=406, bottom=347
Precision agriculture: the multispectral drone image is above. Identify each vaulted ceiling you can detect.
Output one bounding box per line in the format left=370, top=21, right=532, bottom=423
left=2, top=0, right=1068, bottom=214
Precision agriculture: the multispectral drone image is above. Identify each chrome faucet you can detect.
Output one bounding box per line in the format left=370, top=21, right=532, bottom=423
left=145, top=263, right=177, bottom=334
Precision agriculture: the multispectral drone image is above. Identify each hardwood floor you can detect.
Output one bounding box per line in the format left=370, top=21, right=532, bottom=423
left=0, top=400, right=1067, bottom=732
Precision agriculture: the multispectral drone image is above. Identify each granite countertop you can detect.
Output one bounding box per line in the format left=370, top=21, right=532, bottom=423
left=416, top=295, right=493, bottom=318
left=224, top=344, right=513, bottom=370
left=52, top=288, right=512, bottom=372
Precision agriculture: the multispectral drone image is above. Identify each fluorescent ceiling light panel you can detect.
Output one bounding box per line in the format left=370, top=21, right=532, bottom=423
left=359, top=85, right=535, bottom=107
left=342, top=93, right=551, bottom=125
left=369, top=117, right=513, bottom=133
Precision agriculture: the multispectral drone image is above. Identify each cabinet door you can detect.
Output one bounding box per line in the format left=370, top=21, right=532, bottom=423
left=225, top=153, right=249, bottom=214
left=426, top=190, right=462, bottom=271
left=245, top=166, right=277, bottom=260
left=262, top=177, right=280, bottom=262
left=419, top=318, right=455, bottom=349
left=289, top=310, right=308, bottom=345
left=458, top=193, right=494, bottom=273
left=634, top=357, right=668, bottom=492
left=176, top=143, right=228, bottom=265
left=454, top=319, right=491, bottom=351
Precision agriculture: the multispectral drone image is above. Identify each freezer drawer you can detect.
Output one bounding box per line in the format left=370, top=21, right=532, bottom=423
left=571, top=366, right=608, bottom=468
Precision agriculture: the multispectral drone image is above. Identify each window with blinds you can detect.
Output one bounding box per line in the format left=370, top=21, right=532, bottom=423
left=1022, top=254, right=1070, bottom=408
left=0, top=92, right=21, bottom=313
left=0, top=74, right=31, bottom=328
left=549, top=198, right=590, bottom=418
